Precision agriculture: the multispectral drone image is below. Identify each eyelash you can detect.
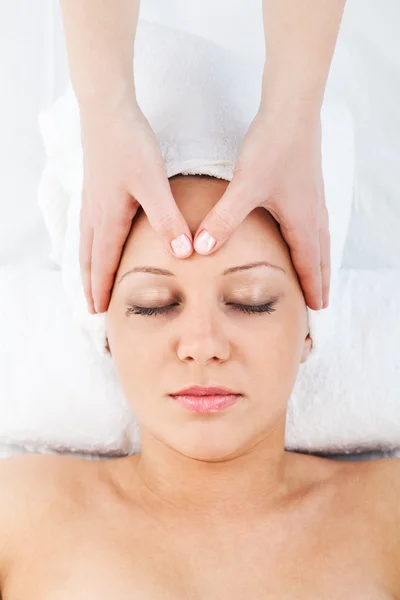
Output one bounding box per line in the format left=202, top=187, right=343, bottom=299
left=125, top=301, right=277, bottom=317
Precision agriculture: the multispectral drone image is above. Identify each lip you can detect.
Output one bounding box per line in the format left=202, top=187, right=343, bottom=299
left=169, top=386, right=241, bottom=414
left=171, top=385, right=239, bottom=396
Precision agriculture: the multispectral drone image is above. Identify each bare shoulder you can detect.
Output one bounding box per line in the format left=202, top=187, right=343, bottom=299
left=363, top=457, right=400, bottom=581
left=355, top=456, right=400, bottom=514
left=0, top=453, right=99, bottom=587
left=294, top=453, right=400, bottom=541
left=296, top=453, right=400, bottom=590
left=0, top=452, right=95, bottom=503
left=334, top=456, right=400, bottom=587
left=324, top=455, right=400, bottom=521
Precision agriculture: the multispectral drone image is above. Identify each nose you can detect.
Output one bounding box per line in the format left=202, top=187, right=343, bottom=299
left=176, top=308, right=231, bottom=366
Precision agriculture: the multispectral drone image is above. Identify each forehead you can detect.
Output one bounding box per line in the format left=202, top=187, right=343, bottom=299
left=117, top=177, right=293, bottom=278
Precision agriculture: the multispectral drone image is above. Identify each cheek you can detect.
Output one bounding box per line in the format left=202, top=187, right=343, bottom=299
left=107, top=317, right=167, bottom=400
left=245, top=311, right=305, bottom=388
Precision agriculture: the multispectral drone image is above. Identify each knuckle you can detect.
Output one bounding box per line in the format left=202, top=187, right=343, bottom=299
left=152, top=211, right=180, bottom=234
left=112, top=212, right=134, bottom=232
left=212, top=208, right=238, bottom=236
left=95, top=207, right=132, bottom=233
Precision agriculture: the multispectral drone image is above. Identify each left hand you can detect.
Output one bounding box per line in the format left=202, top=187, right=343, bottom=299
left=192, top=108, right=330, bottom=311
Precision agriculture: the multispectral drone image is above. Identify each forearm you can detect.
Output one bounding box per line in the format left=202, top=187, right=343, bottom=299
left=261, top=0, right=346, bottom=118
left=59, top=0, right=140, bottom=110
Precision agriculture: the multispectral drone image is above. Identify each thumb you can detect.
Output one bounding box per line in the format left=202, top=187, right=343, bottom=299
left=193, top=181, right=253, bottom=255
left=140, top=187, right=194, bottom=259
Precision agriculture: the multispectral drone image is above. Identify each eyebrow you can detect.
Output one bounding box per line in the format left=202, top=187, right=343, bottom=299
left=222, top=261, right=286, bottom=276
left=118, top=261, right=286, bottom=284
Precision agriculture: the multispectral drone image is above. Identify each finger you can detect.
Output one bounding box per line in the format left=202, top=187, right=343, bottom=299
left=79, top=196, right=96, bottom=314
left=319, top=202, right=331, bottom=309
left=279, top=217, right=322, bottom=311
left=193, top=181, right=252, bottom=255
left=142, top=190, right=194, bottom=259
left=91, top=206, right=138, bottom=313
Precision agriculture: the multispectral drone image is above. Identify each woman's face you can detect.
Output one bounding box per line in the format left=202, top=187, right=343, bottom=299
left=106, top=176, right=311, bottom=460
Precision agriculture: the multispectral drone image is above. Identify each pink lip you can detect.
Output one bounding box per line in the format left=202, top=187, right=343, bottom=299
left=170, top=386, right=240, bottom=414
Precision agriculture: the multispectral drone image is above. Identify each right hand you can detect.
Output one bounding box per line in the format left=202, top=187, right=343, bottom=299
left=79, top=95, right=194, bottom=314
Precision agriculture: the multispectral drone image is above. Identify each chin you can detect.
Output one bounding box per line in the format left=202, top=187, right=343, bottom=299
left=168, top=425, right=249, bottom=462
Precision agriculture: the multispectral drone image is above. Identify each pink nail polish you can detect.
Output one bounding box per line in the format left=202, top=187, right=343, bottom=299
left=171, top=233, right=192, bottom=258
left=194, top=230, right=216, bottom=254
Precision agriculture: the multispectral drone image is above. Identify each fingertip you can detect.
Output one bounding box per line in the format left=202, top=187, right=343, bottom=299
left=91, top=290, right=108, bottom=314
left=305, top=291, right=323, bottom=311
left=170, top=233, right=193, bottom=258
left=94, top=300, right=108, bottom=314
left=194, top=230, right=217, bottom=255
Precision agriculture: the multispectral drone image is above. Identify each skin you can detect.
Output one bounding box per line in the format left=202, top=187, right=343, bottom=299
left=0, top=176, right=399, bottom=598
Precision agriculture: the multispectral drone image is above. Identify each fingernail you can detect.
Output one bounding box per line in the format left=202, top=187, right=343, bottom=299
left=171, top=233, right=192, bottom=258
left=194, top=230, right=216, bottom=254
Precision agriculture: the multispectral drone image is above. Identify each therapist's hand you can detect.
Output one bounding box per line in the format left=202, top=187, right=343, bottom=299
left=79, top=96, right=193, bottom=314
left=193, top=109, right=330, bottom=311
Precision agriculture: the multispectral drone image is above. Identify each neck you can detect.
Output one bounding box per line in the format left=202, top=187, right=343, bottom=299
left=128, top=420, right=294, bottom=524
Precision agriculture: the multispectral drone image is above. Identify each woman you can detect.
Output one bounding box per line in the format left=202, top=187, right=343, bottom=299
left=1, top=174, right=399, bottom=598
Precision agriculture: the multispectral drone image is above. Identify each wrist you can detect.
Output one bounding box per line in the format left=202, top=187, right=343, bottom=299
left=258, top=93, right=321, bottom=134
left=260, top=64, right=323, bottom=124
left=254, top=99, right=322, bottom=152
left=77, top=78, right=138, bottom=118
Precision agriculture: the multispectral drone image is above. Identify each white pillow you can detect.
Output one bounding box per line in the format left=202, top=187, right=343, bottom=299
left=0, top=265, right=139, bottom=456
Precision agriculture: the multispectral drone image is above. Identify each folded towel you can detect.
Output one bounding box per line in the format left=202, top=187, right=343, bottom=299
left=1, top=264, right=399, bottom=455
left=0, top=265, right=138, bottom=455
left=37, top=20, right=355, bottom=359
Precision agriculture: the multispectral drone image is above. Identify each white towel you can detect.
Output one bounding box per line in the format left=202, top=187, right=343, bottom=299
left=1, top=264, right=400, bottom=455
left=37, top=20, right=355, bottom=360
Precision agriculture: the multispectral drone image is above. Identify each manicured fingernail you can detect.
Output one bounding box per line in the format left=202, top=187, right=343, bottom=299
left=194, top=230, right=216, bottom=254
left=171, top=233, right=192, bottom=258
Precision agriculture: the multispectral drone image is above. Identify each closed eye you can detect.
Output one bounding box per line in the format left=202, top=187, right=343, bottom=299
left=227, top=302, right=277, bottom=315
left=126, top=301, right=277, bottom=317
left=125, top=303, right=179, bottom=316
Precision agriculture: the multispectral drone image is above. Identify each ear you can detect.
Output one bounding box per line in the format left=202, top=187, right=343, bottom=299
left=300, top=332, right=312, bottom=364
